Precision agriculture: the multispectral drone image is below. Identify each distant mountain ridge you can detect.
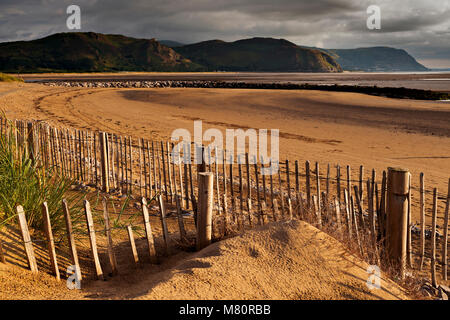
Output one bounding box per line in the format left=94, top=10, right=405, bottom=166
left=0, top=32, right=429, bottom=73
left=159, top=40, right=185, bottom=48
left=323, top=47, right=429, bottom=72
left=174, top=38, right=342, bottom=72
left=0, top=32, right=204, bottom=73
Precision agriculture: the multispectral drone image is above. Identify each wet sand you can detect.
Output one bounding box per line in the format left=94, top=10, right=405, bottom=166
left=21, top=71, right=450, bottom=93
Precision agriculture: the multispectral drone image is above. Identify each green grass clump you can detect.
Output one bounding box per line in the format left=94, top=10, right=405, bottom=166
left=0, top=120, right=84, bottom=236
left=0, top=73, right=23, bottom=82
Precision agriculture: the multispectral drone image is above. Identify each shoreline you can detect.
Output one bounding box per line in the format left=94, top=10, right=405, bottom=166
left=41, top=80, right=450, bottom=101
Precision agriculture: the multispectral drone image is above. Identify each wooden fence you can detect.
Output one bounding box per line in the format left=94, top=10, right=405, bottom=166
left=0, top=117, right=449, bottom=286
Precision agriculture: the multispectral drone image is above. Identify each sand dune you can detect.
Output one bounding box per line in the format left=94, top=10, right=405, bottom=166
left=0, top=221, right=409, bottom=300
left=83, top=221, right=409, bottom=300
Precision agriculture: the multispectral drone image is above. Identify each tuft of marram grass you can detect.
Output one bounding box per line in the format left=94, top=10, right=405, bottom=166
left=0, top=73, right=24, bottom=82
left=0, top=119, right=84, bottom=236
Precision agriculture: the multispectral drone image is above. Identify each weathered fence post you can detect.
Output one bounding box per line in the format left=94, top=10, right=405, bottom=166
left=224, top=154, right=231, bottom=219
left=102, top=198, right=118, bottom=275
left=129, top=137, right=134, bottom=195
left=214, top=146, right=221, bottom=213
left=442, top=179, right=450, bottom=280
left=334, top=197, right=342, bottom=233
left=351, top=195, right=363, bottom=256
left=110, top=133, right=117, bottom=190
left=315, top=162, right=321, bottom=214
left=326, top=164, right=330, bottom=199
left=305, top=161, right=311, bottom=208
left=83, top=200, right=104, bottom=280
left=179, top=147, right=186, bottom=209
left=245, top=153, right=252, bottom=214
left=286, top=160, right=291, bottom=202
left=312, top=195, right=320, bottom=226
left=344, top=189, right=352, bottom=239
left=431, top=188, right=438, bottom=287
left=386, top=167, right=410, bottom=279
left=27, top=122, right=39, bottom=164
left=189, top=162, right=197, bottom=217
left=138, top=139, right=143, bottom=197
left=380, top=171, right=387, bottom=243
left=16, top=206, right=38, bottom=273
left=161, top=142, right=168, bottom=201
left=347, top=165, right=352, bottom=197
left=254, top=159, right=263, bottom=225
left=238, top=159, right=244, bottom=220
left=353, top=185, right=365, bottom=230
left=287, top=198, right=293, bottom=220
left=277, top=163, right=285, bottom=218
left=336, top=165, right=341, bottom=203
left=407, top=173, right=412, bottom=268
left=197, top=172, right=213, bottom=250
left=42, top=202, right=60, bottom=281
left=141, top=197, right=157, bottom=263
left=99, top=132, right=110, bottom=193
left=148, top=140, right=154, bottom=199
left=367, top=179, right=380, bottom=265
left=157, top=194, right=170, bottom=255
left=62, top=199, right=82, bottom=281
left=419, top=173, right=426, bottom=270
left=359, top=165, right=364, bottom=207
left=126, top=226, right=139, bottom=264
left=167, top=141, right=174, bottom=203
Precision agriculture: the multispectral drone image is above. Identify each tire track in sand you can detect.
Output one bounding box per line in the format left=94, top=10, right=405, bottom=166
left=33, top=88, right=124, bottom=134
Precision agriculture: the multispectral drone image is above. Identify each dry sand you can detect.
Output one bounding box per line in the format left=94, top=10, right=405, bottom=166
left=0, top=263, right=86, bottom=300
left=0, top=220, right=406, bottom=300
left=127, top=221, right=408, bottom=300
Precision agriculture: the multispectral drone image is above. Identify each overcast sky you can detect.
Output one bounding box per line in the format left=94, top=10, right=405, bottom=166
left=1, top=0, right=449, bottom=68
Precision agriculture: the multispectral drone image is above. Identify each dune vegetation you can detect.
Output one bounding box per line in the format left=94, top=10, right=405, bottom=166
left=0, top=73, right=23, bottom=82
left=0, top=120, right=83, bottom=235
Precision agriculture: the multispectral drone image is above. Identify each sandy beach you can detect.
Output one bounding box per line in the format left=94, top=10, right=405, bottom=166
left=1, top=79, right=449, bottom=223
left=1, top=75, right=449, bottom=299
left=21, top=71, right=450, bottom=92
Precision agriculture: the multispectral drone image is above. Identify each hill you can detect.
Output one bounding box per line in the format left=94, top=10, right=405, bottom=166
left=0, top=32, right=428, bottom=73
left=174, top=38, right=343, bottom=72
left=324, top=47, right=429, bottom=72
left=0, top=32, right=204, bottom=73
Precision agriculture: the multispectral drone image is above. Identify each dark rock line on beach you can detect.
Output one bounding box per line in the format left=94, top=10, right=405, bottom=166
left=43, top=80, right=450, bottom=101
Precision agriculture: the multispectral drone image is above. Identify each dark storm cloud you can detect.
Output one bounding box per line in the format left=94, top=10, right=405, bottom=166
left=0, top=0, right=449, bottom=67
